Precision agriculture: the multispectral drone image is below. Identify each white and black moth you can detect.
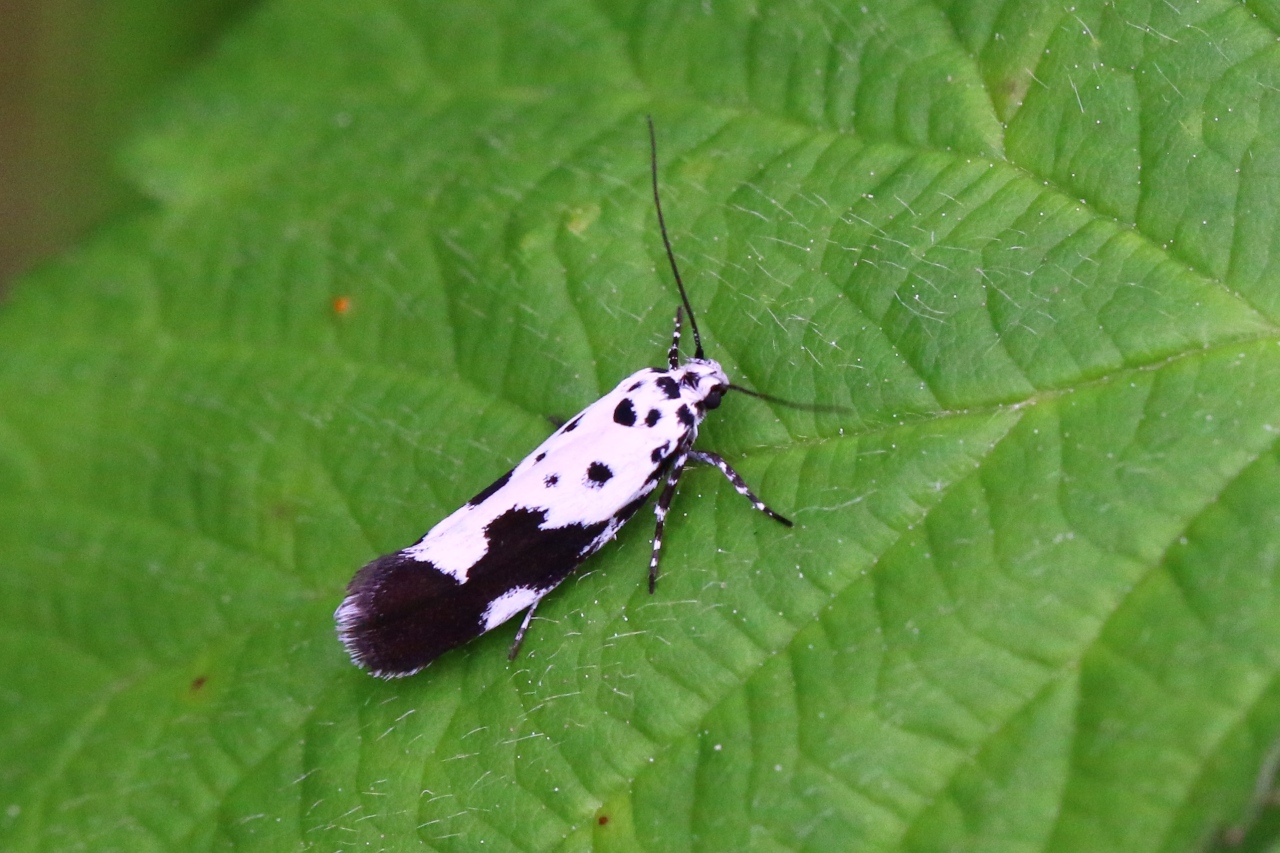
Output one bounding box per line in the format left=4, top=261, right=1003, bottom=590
left=336, top=118, right=796, bottom=678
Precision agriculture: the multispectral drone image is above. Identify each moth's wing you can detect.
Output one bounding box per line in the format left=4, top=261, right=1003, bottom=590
left=337, top=373, right=677, bottom=677
left=511, top=382, right=682, bottom=530
left=337, top=506, right=612, bottom=677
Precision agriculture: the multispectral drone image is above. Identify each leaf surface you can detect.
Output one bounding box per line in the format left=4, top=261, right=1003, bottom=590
left=3, top=1, right=1280, bottom=851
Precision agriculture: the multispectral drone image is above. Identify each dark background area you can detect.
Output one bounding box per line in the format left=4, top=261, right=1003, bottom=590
left=0, top=0, right=258, bottom=294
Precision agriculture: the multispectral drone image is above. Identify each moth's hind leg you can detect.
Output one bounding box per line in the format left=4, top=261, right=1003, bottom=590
left=648, top=453, right=689, bottom=593
left=507, top=596, right=546, bottom=660
left=689, top=450, right=792, bottom=527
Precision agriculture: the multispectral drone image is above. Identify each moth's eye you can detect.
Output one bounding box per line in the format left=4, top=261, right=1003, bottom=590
left=705, top=387, right=723, bottom=410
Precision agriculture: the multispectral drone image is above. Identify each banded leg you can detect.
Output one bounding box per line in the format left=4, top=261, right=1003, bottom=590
left=667, top=306, right=684, bottom=369
left=649, top=452, right=689, bottom=593
left=689, top=451, right=793, bottom=527
left=507, top=597, right=544, bottom=660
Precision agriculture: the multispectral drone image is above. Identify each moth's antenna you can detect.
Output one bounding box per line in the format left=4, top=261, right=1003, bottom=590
left=728, top=383, right=852, bottom=414
left=648, top=115, right=704, bottom=360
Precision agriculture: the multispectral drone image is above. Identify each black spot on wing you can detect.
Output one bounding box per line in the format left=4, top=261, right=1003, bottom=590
left=651, top=443, right=669, bottom=464
left=562, top=416, right=582, bottom=433
left=478, top=508, right=606, bottom=584
left=337, top=509, right=607, bottom=676
left=645, top=409, right=661, bottom=427
left=677, top=405, right=695, bottom=427
left=628, top=380, right=645, bottom=392
left=614, top=398, right=637, bottom=426
left=535, top=452, right=546, bottom=463
left=586, top=462, right=613, bottom=486
left=656, top=376, right=680, bottom=399
left=544, top=474, right=559, bottom=487
left=467, top=467, right=514, bottom=507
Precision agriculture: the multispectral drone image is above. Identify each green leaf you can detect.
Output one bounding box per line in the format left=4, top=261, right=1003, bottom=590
left=3, top=0, right=1280, bottom=851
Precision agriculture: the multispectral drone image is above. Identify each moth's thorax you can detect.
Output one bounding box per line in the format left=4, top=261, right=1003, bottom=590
left=630, top=358, right=729, bottom=421
left=669, top=358, right=729, bottom=405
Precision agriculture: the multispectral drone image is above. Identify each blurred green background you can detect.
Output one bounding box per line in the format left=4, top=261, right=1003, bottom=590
left=0, top=0, right=258, bottom=290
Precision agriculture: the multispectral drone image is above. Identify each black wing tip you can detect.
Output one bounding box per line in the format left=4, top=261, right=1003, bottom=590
left=336, top=511, right=617, bottom=679
left=338, top=622, right=424, bottom=678
left=334, top=550, right=449, bottom=679
left=337, top=614, right=426, bottom=680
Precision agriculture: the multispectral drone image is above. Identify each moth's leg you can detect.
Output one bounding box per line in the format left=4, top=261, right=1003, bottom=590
left=507, top=596, right=545, bottom=660
left=689, top=450, right=793, bottom=527
left=649, top=452, right=688, bottom=593
left=668, top=306, right=684, bottom=369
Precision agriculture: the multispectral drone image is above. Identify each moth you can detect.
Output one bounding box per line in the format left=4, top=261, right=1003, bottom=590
left=336, top=118, right=796, bottom=678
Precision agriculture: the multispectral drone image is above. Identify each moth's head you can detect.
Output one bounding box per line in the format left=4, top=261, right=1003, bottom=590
left=680, top=358, right=730, bottom=411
